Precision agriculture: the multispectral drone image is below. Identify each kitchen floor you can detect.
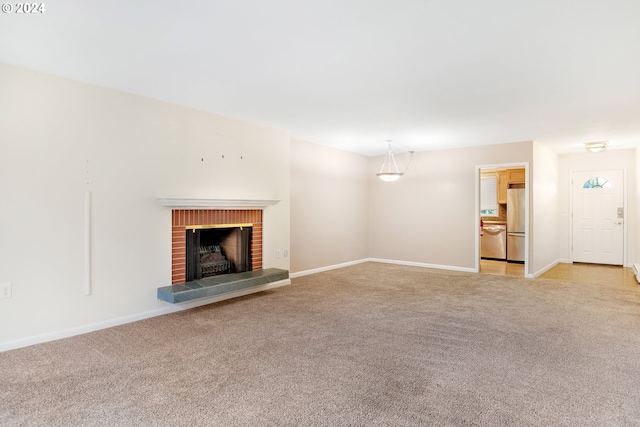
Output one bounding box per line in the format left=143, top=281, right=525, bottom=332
left=480, top=259, right=524, bottom=276
left=481, top=259, right=637, bottom=286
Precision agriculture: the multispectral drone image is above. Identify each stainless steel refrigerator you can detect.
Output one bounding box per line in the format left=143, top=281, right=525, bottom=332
left=507, top=188, right=525, bottom=263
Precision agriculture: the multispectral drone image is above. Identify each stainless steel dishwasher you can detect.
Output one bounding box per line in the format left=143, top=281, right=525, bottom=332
left=481, top=224, right=507, bottom=260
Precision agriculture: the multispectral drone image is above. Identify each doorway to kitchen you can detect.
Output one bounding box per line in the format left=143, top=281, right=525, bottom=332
left=476, top=163, right=529, bottom=277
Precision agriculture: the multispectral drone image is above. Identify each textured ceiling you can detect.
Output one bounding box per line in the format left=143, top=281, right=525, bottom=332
left=1, top=0, right=639, bottom=155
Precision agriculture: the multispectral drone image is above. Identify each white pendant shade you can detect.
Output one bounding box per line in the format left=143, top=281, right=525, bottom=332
left=376, top=141, right=414, bottom=182
left=377, top=172, right=403, bottom=182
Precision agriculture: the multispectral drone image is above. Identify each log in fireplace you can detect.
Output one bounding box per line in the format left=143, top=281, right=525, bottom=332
left=185, top=224, right=252, bottom=282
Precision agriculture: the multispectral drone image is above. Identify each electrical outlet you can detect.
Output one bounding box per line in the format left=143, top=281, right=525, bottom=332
left=0, top=282, right=11, bottom=299
left=276, top=249, right=281, bottom=258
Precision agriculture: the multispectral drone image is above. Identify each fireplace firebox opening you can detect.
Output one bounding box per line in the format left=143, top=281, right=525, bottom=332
left=185, top=223, right=252, bottom=282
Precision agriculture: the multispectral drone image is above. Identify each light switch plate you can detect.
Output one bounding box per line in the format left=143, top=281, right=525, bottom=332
left=0, top=282, right=11, bottom=299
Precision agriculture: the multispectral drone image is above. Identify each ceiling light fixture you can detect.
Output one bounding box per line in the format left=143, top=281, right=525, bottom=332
left=584, top=141, right=608, bottom=153
left=376, top=141, right=414, bottom=182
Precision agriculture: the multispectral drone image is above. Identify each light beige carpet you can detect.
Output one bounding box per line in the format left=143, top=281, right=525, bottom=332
left=2, top=262, right=640, bottom=426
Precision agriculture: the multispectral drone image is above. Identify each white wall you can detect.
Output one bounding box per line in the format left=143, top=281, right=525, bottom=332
left=0, top=63, right=290, bottom=348
left=368, top=142, right=533, bottom=270
left=290, top=139, right=368, bottom=273
left=637, top=149, right=640, bottom=265
left=557, top=148, right=636, bottom=266
left=531, top=142, right=559, bottom=275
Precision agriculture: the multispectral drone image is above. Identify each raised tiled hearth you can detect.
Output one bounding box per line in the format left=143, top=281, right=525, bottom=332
left=157, top=268, right=289, bottom=303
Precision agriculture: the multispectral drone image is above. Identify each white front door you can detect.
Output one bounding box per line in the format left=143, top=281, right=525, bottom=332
left=572, top=170, right=624, bottom=265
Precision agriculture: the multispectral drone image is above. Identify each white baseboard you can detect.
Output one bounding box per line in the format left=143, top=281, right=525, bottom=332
left=531, top=260, right=561, bottom=278
left=632, top=263, right=640, bottom=283
left=368, top=258, right=477, bottom=273
left=0, top=279, right=291, bottom=353
left=291, top=258, right=477, bottom=278
left=290, top=259, right=369, bottom=278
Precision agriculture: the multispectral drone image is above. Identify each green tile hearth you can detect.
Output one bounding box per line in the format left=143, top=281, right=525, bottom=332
left=157, top=268, right=289, bottom=303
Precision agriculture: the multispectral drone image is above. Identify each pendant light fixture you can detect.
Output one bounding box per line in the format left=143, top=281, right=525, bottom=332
left=376, top=141, right=414, bottom=182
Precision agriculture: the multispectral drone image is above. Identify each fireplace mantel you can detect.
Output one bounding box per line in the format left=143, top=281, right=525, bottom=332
left=157, top=198, right=280, bottom=209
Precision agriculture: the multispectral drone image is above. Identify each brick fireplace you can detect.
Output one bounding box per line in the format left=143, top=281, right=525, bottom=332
left=171, top=209, right=263, bottom=284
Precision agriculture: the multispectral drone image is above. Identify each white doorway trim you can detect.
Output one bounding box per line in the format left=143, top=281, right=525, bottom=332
left=475, top=162, right=531, bottom=277
left=569, top=168, right=628, bottom=266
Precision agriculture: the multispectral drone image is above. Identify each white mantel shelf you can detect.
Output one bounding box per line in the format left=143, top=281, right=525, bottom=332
left=157, top=198, right=280, bottom=209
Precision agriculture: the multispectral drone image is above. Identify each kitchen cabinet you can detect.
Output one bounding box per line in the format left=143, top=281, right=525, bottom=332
left=497, top=170, right=507, bottom=204
left=496, top=168, right=524, bottom=204
left=507, top=168, right=525, bottom=184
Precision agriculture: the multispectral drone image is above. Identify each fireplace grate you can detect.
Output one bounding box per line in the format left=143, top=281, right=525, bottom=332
left=199, top=245, right=231, bottom=277
left=186, top=226, right=251, bottom=282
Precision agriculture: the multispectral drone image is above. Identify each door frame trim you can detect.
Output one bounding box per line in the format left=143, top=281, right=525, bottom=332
left=569, top=168, right=627, bottom=266
left=475, top=162, right=530, bottom=277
